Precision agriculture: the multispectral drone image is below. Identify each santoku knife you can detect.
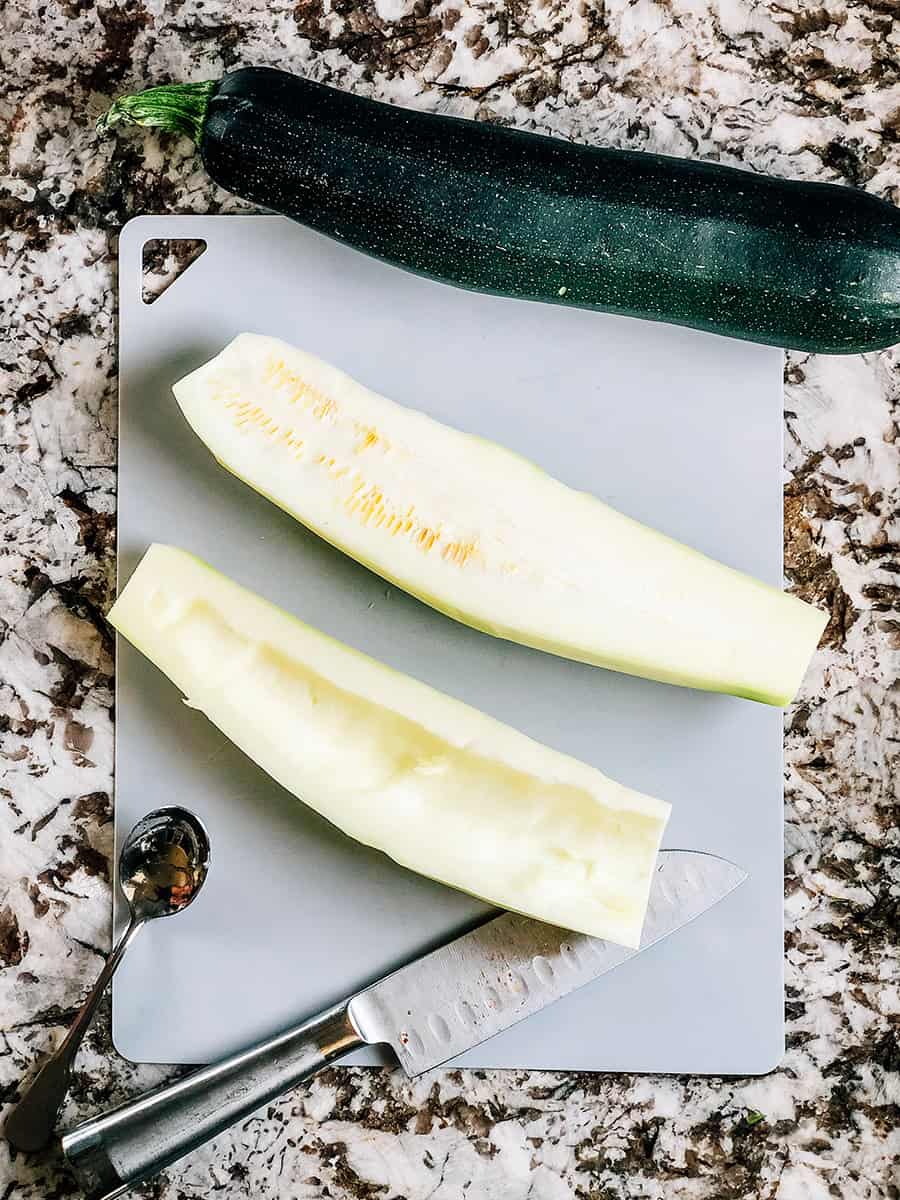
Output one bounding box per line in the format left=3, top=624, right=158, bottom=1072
left=62, top=848, right=745, bottom=1199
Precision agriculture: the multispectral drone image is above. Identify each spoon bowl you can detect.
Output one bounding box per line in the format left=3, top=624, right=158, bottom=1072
left=120, top=806, right=210, bottom=921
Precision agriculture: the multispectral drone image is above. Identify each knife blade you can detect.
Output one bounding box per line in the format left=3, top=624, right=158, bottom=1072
left=61, top=849, right=745, bottom=1200
left=352, top=848, right=746, bottom=1074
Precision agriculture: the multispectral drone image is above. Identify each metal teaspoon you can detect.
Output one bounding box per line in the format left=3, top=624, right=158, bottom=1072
left=5, top=806, right=210, bottom=1153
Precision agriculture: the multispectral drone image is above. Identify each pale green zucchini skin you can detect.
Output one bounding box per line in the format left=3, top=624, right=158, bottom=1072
left=101, top=68, right=900, bottom=354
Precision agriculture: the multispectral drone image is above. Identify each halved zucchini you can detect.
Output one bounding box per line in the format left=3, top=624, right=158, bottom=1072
left=173, top=334, right=826, bottom=705
left=110, top=544, right=670, bottom=946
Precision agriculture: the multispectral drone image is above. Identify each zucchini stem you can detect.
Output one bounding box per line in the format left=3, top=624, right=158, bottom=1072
left=97, top=81, right=215, bottom=143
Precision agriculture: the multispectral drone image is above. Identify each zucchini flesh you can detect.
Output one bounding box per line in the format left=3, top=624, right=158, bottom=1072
left=109, top=545, right=670, bottom=947
left=174, top=334, right=827, bottom=706
left=100, top=68, right=900, bottom=354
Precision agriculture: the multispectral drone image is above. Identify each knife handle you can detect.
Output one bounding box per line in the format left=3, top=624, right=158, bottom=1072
left=61, top=1002, right=363, bottom=1200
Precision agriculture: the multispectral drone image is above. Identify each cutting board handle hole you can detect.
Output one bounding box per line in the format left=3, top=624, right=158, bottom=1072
left=141, top=238, right=207, bottom=305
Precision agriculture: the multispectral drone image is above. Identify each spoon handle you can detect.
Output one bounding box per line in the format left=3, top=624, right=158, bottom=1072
left=4, top=916, right=145, bottom=1154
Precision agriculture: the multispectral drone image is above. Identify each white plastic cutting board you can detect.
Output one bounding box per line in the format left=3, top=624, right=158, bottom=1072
left=114, top=214, right=785, bottom=1074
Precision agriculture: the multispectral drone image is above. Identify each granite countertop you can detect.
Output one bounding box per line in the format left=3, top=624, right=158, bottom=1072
left=2, top=0, right=899, bottom=1197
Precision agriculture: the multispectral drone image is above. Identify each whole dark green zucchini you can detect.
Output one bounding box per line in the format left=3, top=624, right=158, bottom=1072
left=101, top=67, right=900, bottom=354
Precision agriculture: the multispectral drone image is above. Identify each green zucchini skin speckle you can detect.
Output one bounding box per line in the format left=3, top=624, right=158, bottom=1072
left=124, top=68, right=900, bottom=353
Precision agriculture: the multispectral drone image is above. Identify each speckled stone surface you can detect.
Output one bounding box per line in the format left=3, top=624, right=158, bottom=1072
left=1, top=1, right=899, bottom=1197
